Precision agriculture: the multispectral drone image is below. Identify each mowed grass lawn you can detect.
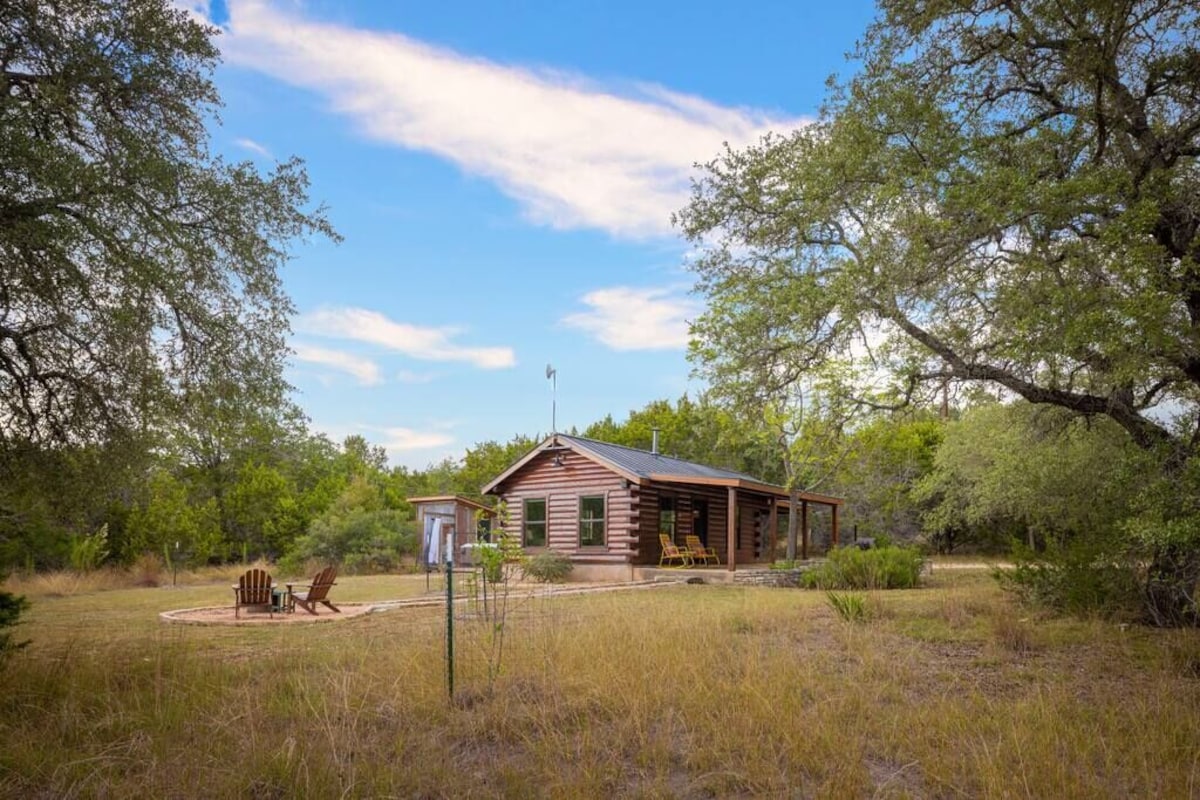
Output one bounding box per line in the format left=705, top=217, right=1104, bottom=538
left=2, top=568, right=1198, bottom=798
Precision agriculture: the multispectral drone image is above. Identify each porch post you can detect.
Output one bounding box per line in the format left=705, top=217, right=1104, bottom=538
left=831, top=503, right=840, bottom=548
left=726, top=487, right=737, bottom=572
left=768, top=500, right=778, bottom=563
left=801, top=500, right=809, bottom=561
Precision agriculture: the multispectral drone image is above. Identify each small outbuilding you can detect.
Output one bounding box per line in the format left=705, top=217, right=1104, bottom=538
left=408, top=494, right=496, bottom=567
left=482, top=434, right=843, bottom=581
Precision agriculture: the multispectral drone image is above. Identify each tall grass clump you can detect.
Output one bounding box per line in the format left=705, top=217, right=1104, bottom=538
left=68, top=524, right=109, bottom=572
left=826, top=591, right=869, bottom=623
left=803, top=545, right=925, bottom=590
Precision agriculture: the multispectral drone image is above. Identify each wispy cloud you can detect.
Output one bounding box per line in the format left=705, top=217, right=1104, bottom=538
left=234, top=136, right=272, bottom=158
left=561, top=287, right=700, bottom=351
left=297, top=306, right=516, bottom=369
left=292, top=343, right=382, bottom=386
left=212, top=0, right=808, bottom=239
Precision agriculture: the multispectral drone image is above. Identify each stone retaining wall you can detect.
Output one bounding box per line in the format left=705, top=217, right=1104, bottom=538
left=732, top=568, right=806, bottom=588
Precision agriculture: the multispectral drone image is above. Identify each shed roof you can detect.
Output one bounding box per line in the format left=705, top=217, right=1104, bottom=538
left=406, top=495, right=495, bottom=514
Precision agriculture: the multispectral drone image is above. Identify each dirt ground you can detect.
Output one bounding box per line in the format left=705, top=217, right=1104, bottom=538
left=160, top=602, right=376, bottom=625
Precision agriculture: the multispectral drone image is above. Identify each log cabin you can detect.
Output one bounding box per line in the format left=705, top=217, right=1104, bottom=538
left=482, top=433, right=844, bottom=581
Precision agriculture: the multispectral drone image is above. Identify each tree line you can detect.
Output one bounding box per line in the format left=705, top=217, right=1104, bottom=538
left=1, top=388, right=1145, bottom=576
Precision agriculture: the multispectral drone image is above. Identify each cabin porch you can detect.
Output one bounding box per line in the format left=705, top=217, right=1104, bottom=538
left=642, top=478, right=844, bottom=571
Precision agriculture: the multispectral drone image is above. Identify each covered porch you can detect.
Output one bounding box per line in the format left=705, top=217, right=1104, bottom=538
left=646, top=475, right=843, bottom=571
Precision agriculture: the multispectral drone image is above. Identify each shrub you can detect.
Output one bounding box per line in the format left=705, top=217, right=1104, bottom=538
left=802, top=545, right=925, bottom=590
left=522, top=551, right=573, bottom=583
left=281, top=508, right=416, bottom=575
left=996, top=537, right=1141, bottom=620
left=0, top=590, right=30, bottom=664
left=826, top=590, right=868, bottom=622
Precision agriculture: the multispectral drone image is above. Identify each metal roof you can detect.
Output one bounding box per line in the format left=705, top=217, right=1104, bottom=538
left=481, top=432, right=842, bottom=505
left=556, top=434, right=766, bottom=483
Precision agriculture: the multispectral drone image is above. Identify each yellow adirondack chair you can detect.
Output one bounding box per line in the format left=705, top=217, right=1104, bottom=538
left=685, top=535, right=720, bottom=566
left=658, top=534, right=693, bottom=568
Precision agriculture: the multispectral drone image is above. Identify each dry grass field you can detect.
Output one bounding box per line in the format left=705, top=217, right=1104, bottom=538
left=1, top=567, right=1198, bottom=798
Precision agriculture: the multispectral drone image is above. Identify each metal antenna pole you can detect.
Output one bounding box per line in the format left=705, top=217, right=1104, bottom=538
left=446, top=531, right=454, bottom=702
left=546, top=364, right=557, bottom=434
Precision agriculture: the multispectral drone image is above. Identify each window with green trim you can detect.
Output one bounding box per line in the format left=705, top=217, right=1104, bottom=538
left=523, top=498, right=546, bottom=547
left=579, top=495, right=605, bottom=547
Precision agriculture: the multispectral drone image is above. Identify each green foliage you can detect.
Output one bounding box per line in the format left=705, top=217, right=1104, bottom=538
left=676, top=0, right=1200, bottom=621
left=458, top=436, right=539, bottom=500
left=833, top=416, right=944, bottom=543
left=522, top=551, right=573, bottom=583
left=282, top=508, right=415, bottom=576
left=225, top=461, right=305, bottom=559
left=803, top=545, right=925, bottom=590
left=123, top=470, right=224, bottom=565
left=998, top=538, right=1141, bottom=621
left=0, top=439, right=150, bottom=570
left=826, top=591, right=868, bottom=623
left=1118, top=463, right=1200, bottom=626
left=477, top=530, right=523, bottom=587
left=1, top=0, right=336, bottom=445
left=68, top=525, right=109, bottom=572
left=678, top=1, right=1200, bottom=463
left=913, top=404, right=1143, bottom=553
left=0, top=591, right=30, bottom=664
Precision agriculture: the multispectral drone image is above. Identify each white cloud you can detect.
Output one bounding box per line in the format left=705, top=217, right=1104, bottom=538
left=234, top=137, right=272, bottom=158
left=561, top=286, right=701, bottom=351
left=212, top=0, right=809, bottom=239
left=292, top=343, right=382, bottom=386
left=297, top=306, right=516, bottom=369
left=376, top=426, right=455, bottom=452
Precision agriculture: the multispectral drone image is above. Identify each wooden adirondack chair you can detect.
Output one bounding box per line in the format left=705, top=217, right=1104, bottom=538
left=658, top=534, right=693, bottom=568
left=287, top=566, right=340, bottom=615
left=685, top=535, right=720, bottom=566
left=233, top=568, right=274, bottom=619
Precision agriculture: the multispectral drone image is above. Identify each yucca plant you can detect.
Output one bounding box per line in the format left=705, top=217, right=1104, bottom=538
left=826, top=590, right=868, bottom=623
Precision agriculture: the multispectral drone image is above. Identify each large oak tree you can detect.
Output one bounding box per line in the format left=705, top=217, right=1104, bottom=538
left=678, top=0, right=1200, bottom=622
left=0, top=0, right=335, bottom=446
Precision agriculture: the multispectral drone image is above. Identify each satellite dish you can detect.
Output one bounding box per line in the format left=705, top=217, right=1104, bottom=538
left=546, top=364, right=555, bottom=379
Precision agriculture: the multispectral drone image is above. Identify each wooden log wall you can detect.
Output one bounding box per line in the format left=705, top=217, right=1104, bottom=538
left=495, top=450, right=637, bottom=564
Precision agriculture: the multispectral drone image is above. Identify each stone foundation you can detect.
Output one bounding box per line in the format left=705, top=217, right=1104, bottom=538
left=565, top=562, right=637, bottom=583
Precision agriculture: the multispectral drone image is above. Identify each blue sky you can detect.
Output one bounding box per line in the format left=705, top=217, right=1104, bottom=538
left=185, top=0, right=878, bottom=468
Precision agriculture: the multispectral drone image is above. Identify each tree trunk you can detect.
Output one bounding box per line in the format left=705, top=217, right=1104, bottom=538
left=786, top=485, right=799, bottom=562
